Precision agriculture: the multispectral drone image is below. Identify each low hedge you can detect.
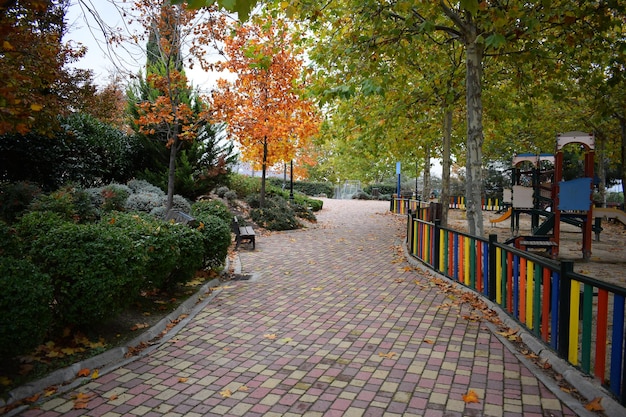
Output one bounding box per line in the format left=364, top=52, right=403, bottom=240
left=28, top=222, right=146, bottom=328
left=0, top=257, right=53, bottom=358
left=192, top=199, right=233, bottom=224
left=193, top=213, right=232, bottom=267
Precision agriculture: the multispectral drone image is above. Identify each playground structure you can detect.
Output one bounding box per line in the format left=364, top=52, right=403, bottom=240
left=504, top=132, right=597, bottom=260
left=334, top=180, right=362, bottom=199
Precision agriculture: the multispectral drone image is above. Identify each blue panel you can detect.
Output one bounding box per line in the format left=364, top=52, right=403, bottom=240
left=558, top=178, right=592, bottom=211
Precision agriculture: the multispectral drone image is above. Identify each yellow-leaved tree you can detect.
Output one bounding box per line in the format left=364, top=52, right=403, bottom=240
left=211, top=13, right=320, bottom=207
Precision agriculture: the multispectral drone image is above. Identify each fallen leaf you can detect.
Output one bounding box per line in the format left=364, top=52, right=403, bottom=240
left=264, top=334, right=277, bottom=340
left=220, top=389, right=232, bottom=398
left=109, top=394, right=118, bottom=401
left=378, top=351, right=397, bottom=359
left=238, top=385, right=249, bottom=392
left=423, top=339, right=434, bottom=344
left=462, top=389, right=480, bottom=403
left=394, top=278, right=405, bottom=283
left=25, top=393, right=40, bottom=403
left=179, top=377, right=188, bottom=383
left=73, top=401, right=88, bottom=410
left=91, top=369, right=99, bottom=379
left=311, top=286, right=323, bottom=291
left=44, top=387, right=58, bottom=397
left=584, top=397, right=604, bottom=412
left=130, top=323, right=149, bottom=331
left=77, top=368, right=90, bottom=377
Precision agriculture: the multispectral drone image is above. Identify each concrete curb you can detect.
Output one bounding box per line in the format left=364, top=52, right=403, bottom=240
left=402, top=242, right=626, bottom=417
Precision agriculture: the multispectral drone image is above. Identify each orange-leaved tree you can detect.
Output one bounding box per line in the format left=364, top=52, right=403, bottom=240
left=211, top=14, right=320, bottom=207
left=0, top=0, right=93, bottom=135
left=128, top=0, right=227, bottom=210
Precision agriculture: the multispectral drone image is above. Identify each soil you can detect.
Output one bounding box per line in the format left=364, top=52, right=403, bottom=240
left=446, top=209, right=626, bottom=289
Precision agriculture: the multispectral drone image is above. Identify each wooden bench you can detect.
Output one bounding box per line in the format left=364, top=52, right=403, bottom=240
left=232, top=217, right=255, bottom=250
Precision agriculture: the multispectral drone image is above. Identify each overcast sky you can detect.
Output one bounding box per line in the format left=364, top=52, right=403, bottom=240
left=64, top=0, right=229, bottom=91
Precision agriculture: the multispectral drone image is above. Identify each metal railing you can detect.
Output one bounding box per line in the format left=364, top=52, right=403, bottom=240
left=399, top=201, right=626, bottom=406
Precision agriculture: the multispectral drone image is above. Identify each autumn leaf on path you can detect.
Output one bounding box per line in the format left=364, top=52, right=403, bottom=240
left=264, top=334, right=277, bottom=340
left=220, top=389, right=232, bottom=398
left=178, top=377, right=188, bottom=383
left=91, top=369, right=99, bottom=379
left=378, top=351, right=397, bottom=359
left=584, top=397, right=604, bottom=411
left=238, top=385, right=249, bottom=392
left=77, top=368, right=90, bottom=377
left=394, top=278, right=405, bottom=283
left=462, top=389, right=480, bottom=403
left=72, top=392, right=94, bottom=409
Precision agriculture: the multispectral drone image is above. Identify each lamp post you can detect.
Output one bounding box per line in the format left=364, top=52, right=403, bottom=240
left=289, top=159, right=294, bottom=202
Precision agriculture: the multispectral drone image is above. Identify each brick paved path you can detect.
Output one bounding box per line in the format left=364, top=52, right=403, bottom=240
left=17, top=199, right=580, bottom=417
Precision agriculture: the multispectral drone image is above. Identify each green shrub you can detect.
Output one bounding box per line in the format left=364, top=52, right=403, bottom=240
left=102, top=212, right=178, bottom=290
left=352, top=191, right=372, bottom=200
left=290, top=202, right=317, bottom=223
left=228, top=174, right=261, bottom=198
left=14, top=211, right=68, bottom=250
left=100, top=184, right=131, bottom=212
left=29, top=185, right=98, bottom=223
left=191, top=199, right=232, bottom=223
left=125, top=192, right=163, bottom=213
left=224, top=190, right=238, bottom=202
left=0, top=257, right=53, bottom=358
left=102, top=212, right=204, bottom=290
left=0, top=181, right=41, bottom=224
left=29, top=222, right=146, bottom=327
left=0, top=221, right=20, bottom=258
left=250, top=196, right=300, bottom=231
left=267, top=178, right=333, bottom=197
left=127, top=179, right=165, bottom=195
left=194, top=213, right=231, bottom=267
left=215, top=186, right=230, bottom=198
left=364, top=183, right=397, bottom=195
left=163, top=224, right=205, bottom=287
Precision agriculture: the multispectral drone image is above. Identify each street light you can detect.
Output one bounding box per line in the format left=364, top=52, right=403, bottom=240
left=289, top=159, right=294, bottom=202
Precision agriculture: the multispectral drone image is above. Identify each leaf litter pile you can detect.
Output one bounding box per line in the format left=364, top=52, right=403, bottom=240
left=402, top=255, right=607, bottom=414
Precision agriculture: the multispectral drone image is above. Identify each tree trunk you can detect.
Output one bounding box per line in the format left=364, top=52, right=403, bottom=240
left=621, top=117, right=626, bottom=198
left=260, top=137, right=268, bottom=208
left=166, top=133, right=180, bottom=212
left=422, top=146, right=431, bottom=202
left=440, top=108, right=452, bottom=227
left=596, top=131, right=606, bottom=207
left=465, top=39, right=485, bottom=237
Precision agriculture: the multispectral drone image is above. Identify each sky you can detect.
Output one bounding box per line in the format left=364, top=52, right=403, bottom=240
left=64, top=0, right=230, bottom=92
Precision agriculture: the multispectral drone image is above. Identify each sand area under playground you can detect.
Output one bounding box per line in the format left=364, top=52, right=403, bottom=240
left=445, top=208, right=626, bottom=290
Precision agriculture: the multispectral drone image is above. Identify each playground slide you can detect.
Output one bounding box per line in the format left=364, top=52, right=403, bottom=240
left=490, top=208, right=512, bottom=224
left=593, top=207, right=626, bottom=226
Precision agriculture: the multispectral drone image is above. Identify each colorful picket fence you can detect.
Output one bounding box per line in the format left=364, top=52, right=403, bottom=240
left=403, top=209, right=626, bottom=406
left=392, top=197, right=503, bottom=214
